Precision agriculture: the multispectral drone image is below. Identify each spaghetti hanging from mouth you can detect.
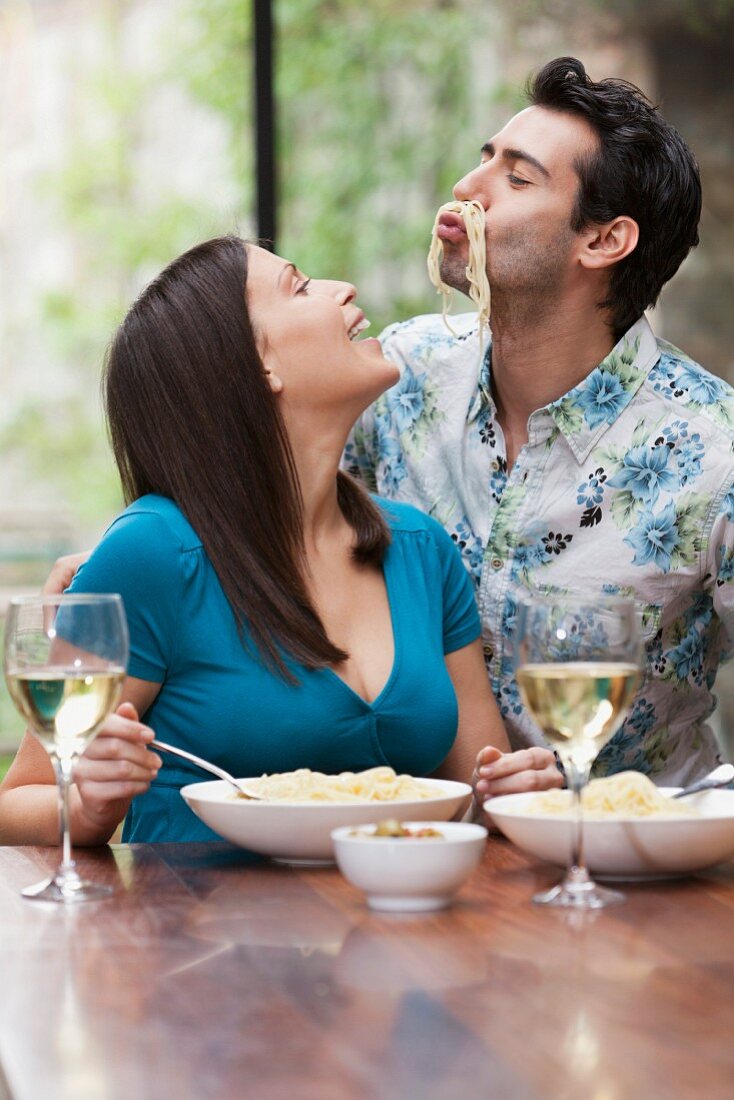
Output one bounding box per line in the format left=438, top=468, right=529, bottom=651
left=427, top=200, right=491, bottom=343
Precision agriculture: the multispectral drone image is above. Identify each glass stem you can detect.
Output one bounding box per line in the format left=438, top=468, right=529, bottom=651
left=54, top=757, right=76, bottom=880
left=566, top=760, right=591, bottom=881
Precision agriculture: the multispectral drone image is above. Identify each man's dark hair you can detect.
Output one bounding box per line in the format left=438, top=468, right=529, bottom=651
left=528, top=57, right=702, bottom=337
left=104, top=236, right=388, bottom=681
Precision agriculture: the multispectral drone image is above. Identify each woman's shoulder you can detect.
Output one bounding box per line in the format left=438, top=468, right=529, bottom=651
left=107, top=494, right=203, bottom=554
left=373, top=496, right=449, bottom=543
left=69, top=495, right=202, bottom=599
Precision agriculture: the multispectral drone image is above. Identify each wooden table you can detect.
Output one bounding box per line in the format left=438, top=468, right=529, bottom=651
left=0, top=841, right=732, bottom=1100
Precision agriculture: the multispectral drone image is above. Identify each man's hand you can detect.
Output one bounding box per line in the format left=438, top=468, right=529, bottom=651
left=42, top=552, right=90, bottom=595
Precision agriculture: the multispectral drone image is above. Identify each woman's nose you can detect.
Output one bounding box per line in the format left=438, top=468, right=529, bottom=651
left=313, top=279, right=356, bottom=305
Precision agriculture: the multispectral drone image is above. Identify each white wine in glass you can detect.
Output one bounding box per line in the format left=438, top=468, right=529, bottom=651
left=515, top=595, right=641, bottom=909
left=515, top=662, right=640, bottom=773
left=4, top=594, right=128, bottom=902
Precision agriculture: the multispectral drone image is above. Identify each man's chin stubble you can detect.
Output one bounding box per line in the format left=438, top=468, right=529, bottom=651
left=438, top=255, right=471, bottom=297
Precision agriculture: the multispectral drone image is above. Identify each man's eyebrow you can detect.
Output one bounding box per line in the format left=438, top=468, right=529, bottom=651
left=481, top=142, right=550, bottom=179
left=277, top=262, right=296, bottom=287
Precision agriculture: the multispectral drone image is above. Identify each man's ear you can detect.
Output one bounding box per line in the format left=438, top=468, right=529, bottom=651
left=579, top=215, right=639, bottom=271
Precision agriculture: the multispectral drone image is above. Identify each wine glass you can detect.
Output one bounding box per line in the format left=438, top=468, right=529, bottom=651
left=515, top=594, right=641, bottom=909
left=3, top=594, right=128, bottom=902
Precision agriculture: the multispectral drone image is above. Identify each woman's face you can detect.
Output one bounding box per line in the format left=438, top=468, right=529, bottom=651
left=245, top=245, right=399, bottom=420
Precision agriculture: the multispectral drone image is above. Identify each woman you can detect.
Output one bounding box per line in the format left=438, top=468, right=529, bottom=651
left=0, top=237, right=561, bottom=844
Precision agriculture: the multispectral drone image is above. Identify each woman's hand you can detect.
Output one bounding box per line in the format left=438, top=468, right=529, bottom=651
left=73, top=702, right=161, bottom=839
left=472, top=745, right=563, bottom=801
left=42, top=551, right=90, bottom=595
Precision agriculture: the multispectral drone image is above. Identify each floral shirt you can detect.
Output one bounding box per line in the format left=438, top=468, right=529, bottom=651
left=344, top=312, right=734, bottom=785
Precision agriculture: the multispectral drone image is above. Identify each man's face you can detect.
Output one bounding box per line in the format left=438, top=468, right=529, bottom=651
left=443, top=106, right=598, bottom=302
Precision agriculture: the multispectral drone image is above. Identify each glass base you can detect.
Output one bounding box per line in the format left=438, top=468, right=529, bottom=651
left=22, top=871, right=113, bottom=904
left=533, top=866, right=624, bottom=910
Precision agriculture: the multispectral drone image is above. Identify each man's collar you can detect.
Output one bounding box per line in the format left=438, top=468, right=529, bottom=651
left=469, top=316, right=660, bottom=461
left=545, top=316, right=660, bottom=463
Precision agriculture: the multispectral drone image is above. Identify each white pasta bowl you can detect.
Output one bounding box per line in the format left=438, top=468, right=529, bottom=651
left=180, top=778, right=472, bottom=864
left=485, top=788, right=734, bottom=879
left=331, top=821, right=487, bottom=911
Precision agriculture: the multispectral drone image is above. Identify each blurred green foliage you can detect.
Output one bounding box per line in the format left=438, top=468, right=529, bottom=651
left=1, top=0, right=506, bottom=745
left=182, top=0, right=498, bottom=331
left=2, top=0, right=498, bottom=518
left=3, top=0, right=503, bottom=540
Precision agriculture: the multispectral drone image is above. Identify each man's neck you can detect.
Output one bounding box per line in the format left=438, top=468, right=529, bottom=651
left=489, top=298, right=616, bottom=467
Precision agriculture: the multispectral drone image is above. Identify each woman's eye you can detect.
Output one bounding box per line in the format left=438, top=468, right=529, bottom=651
left=296, top=278, right=311, bottom=295
left=508, top=174, right=530, bottom=187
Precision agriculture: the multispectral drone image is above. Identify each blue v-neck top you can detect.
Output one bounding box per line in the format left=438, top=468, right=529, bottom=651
left=69, top=494, right=480, bottom=842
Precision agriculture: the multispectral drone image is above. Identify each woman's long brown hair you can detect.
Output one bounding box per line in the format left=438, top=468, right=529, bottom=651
left=103, top=236, right=390, bottom=679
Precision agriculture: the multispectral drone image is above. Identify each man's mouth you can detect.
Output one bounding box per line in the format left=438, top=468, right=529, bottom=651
left=437, top=211, right=467, bottom=243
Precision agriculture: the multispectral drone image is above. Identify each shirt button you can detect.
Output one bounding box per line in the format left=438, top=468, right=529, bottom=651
left=491, top=558, right=503, bottom=570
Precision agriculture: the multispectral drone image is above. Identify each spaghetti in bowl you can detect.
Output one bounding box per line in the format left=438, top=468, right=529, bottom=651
left=228, top=766, right=441, bottom=804
left=485, top=773, right=734, bottom=879
left=181, top=769, right=471, bottom=863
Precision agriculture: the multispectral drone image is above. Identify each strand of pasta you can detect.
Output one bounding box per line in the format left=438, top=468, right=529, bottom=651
left=427, top=200, right=491, bottom=349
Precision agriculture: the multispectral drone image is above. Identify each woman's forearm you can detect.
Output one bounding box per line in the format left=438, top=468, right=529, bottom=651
left=0, top=784, right=121, bottom=847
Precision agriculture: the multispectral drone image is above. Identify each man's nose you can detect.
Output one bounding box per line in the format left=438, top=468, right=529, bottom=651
left=453, top=164, right=489, bottom=207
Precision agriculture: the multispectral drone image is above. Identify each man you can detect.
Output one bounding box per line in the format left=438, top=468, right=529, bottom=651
left=344, top=56, right=734, bottom=787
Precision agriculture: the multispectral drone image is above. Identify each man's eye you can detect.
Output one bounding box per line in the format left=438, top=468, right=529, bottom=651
left=296, top=278, right=311, bottom=294
left=508, top=174, right=530, bottom=187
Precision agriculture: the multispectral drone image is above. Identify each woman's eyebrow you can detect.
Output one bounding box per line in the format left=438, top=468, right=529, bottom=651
left=277, top=263, right=297, bottom=287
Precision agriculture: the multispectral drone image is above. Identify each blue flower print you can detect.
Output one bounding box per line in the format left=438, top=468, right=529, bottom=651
left=593, top=724, right=648, bottom=777
left=385, top=366, right=425, bottom=432
left=675, top=435, right=704, bottom=486
left=668, top=627, right=705, bottom=684
left=510, top=538, right=551, bottom=580
left=502, top=592, right=519, bottom=639
left=718, top=546, right=734, bottom=586
left=624, top=501, right=679, bottom=572
left=675, top=363, right=724, bottom=406
left=577, top=369, right=628, bottom=429
left=660, top=419, right=688, bottom=444
left=577, top=467, right=607, bottom=508
left=687, top=591, right=713, bottom=628
left=722, top=489, right=734, bottom=523
left=342, top=439, right=372, bottom=483
left=374, top=409, right=395, bottom=449
left=607, top=444, right=680, bottom=505
left=498, top=658, right=524, bottom=718
left=374, top=426, right=408, bottom=495
left=476, top=404, right=497, bottom=448
left=381, top=456, right=407, bottom=495
left=627, top=697, right=656, bottom=737
left=490, top=464, right=507, bottom=503
left=450, top=518, right=484, bottom=583
left=577, top=468, right=607, bottom=528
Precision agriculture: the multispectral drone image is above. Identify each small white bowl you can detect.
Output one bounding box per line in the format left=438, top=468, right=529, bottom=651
left=331, top=821, right=487, bottom=912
